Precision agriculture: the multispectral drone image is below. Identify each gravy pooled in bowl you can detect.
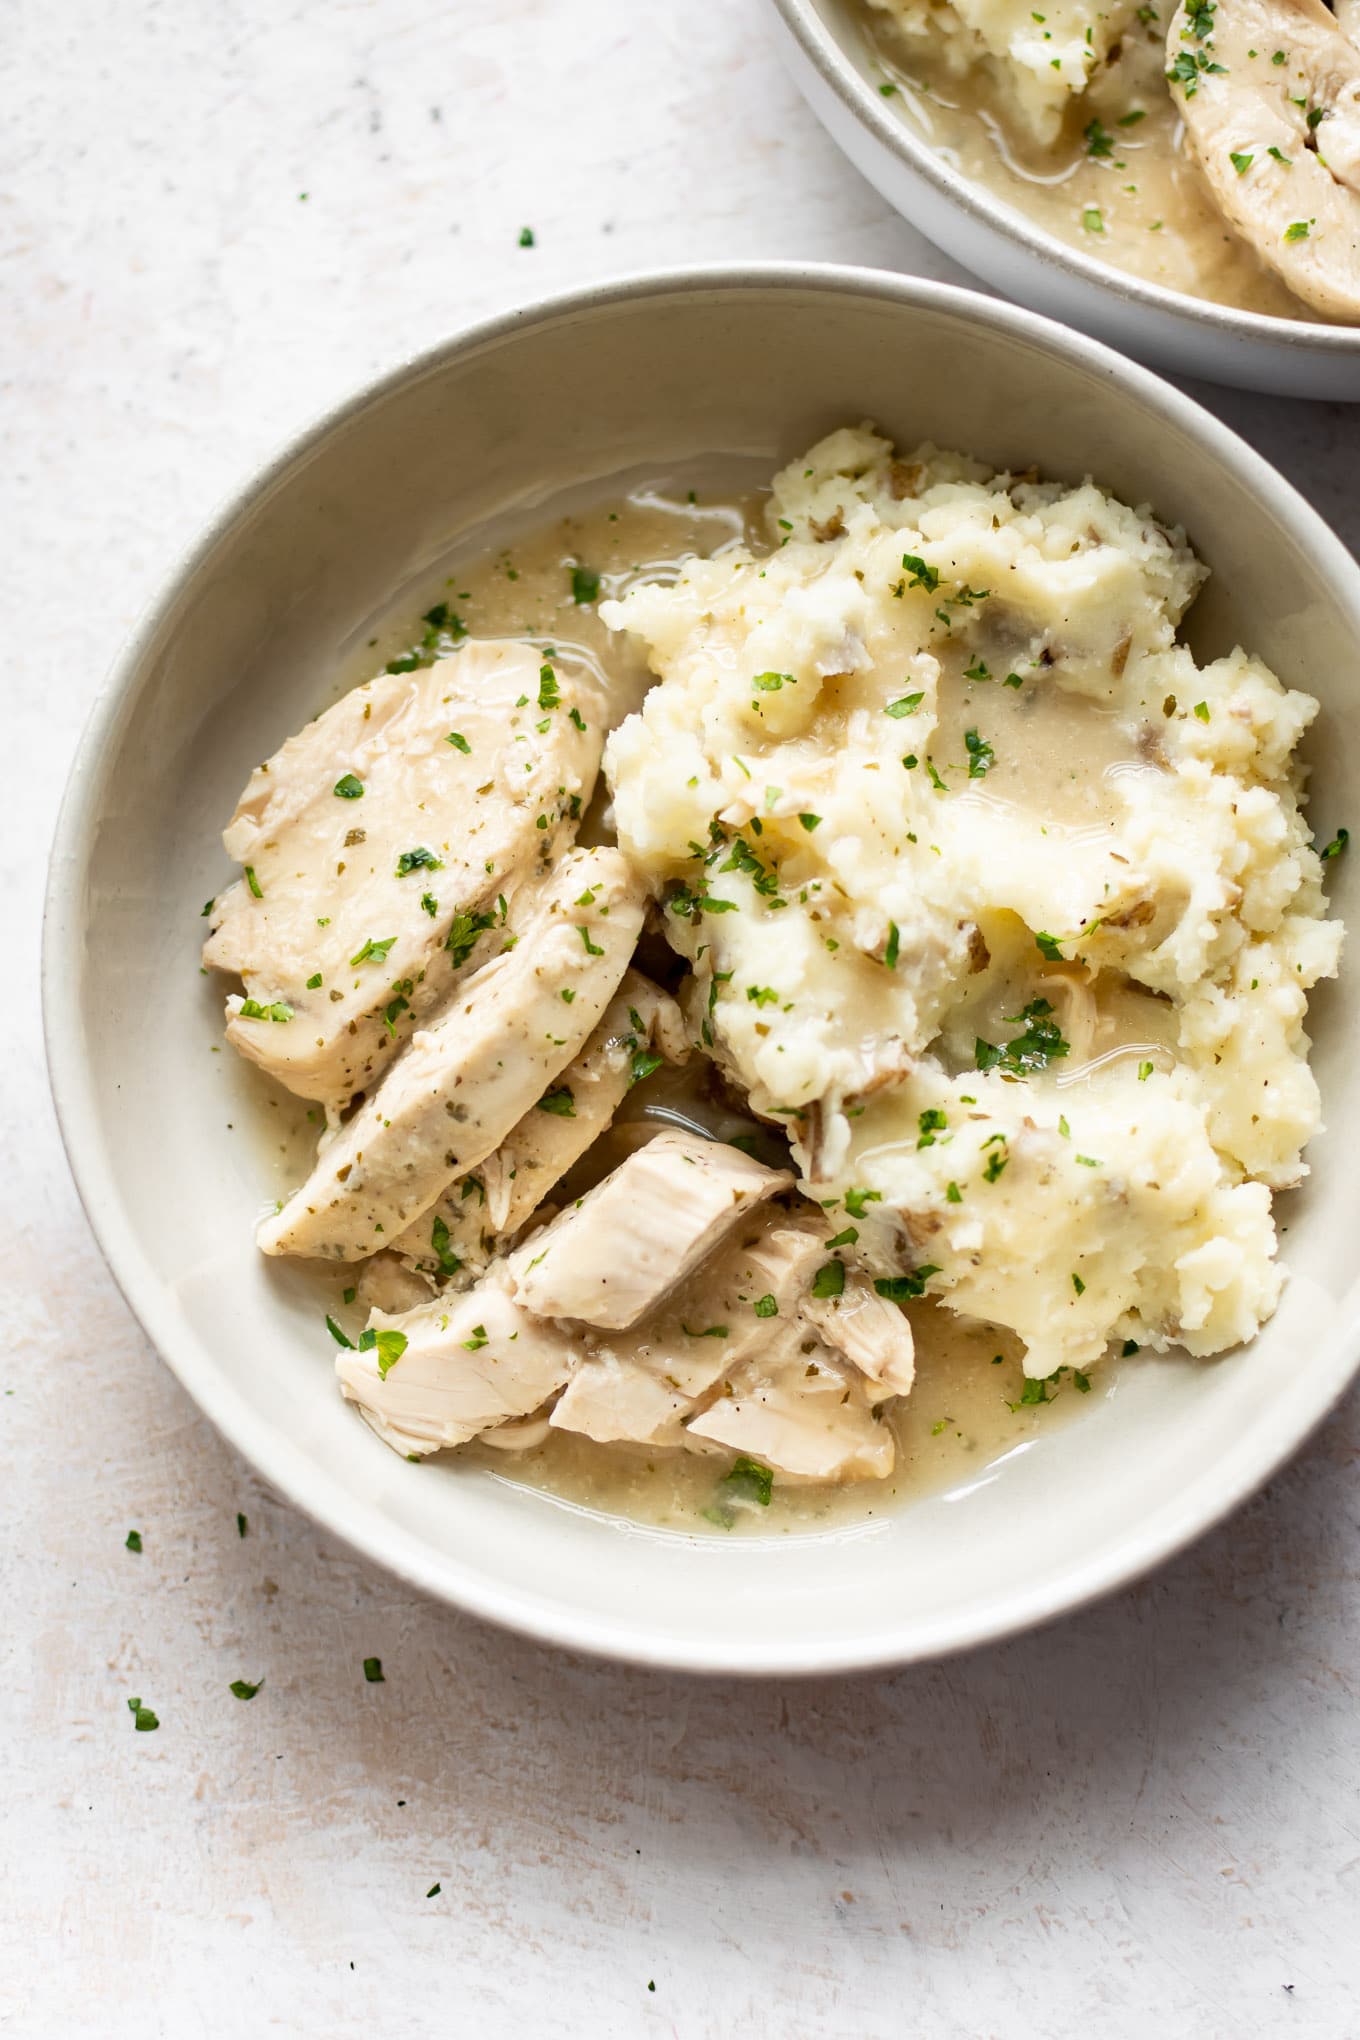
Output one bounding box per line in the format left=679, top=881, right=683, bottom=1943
left=202, top=431, right=1342, bottom=1535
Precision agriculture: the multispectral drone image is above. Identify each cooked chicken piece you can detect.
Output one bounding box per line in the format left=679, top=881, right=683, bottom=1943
left=1169, top=0, right=1360, bottom=318
left=258, top=846, right=645, bottom=1260
left=800, top=1274, right=916, bottom=1396
left=390, top=971, right=687, bottom=1279
left=549, top=1216, right=828, bottom=1444
left=686, top=1337, right=894, bottom=1482
left=336, top=1275, right=578, bottom=1457
left=550, top=1215, right=831, bottom=1444
left=354, top=1251, right=434, bottom=1315
left=505, top=1128, right=792, bottom=1330
left=204, top=642, right=603, bottom=1112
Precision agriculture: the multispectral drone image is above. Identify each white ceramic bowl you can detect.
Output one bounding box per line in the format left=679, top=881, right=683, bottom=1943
left=45, top=267, right=1360, bottom=1673
left=766, top=0, right=1360, bottom=400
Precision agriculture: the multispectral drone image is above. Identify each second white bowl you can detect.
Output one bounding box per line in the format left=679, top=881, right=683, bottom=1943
left=767, top=0, right=1360, bottom=400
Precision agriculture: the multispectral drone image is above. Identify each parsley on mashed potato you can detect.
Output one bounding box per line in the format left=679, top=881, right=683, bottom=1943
left=602, top=425, right=1342, bottom=1385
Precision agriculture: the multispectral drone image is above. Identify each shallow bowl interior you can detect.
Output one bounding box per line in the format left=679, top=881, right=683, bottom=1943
left=767, top=0, right=1360, bottom=399
left=46, top=268, right=1360, bottom=1673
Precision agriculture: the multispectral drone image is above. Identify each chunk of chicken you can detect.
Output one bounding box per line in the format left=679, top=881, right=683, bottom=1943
left=549, top=1216, right=830, bottom=1444
left=1169, top=0, right=1360, bottom=318
left=390, top=971, right=688, bottom=1279
left=505, top=1128, right=792, bottom=1330
left=686, top=1337, right=894, bottom=1482
left=800, top=1273, right=916, bottom=1397
left=204, top=642, right=603, bottom=1112
left=337, top=1275, right=578, bottom=1457
left=258, top=845, right=645, bottom=1259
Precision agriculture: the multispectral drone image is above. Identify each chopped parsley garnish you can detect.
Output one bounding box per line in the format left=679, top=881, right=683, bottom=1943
left=946, top=1181, right=962, bottom=1203
left=798, top=812, right=822, bottom=832
left=244, top=865, right=263, bottom=900
left=1075, top=1154, right=1102, bottom=1168
left=1084, top=117, right=1114, bottom=157
left=702, top=1454, right=775, bottom=1527
left=238, top=997, right=292, bottom=1024
left=333, top=773, right=364, bottom=799
left=629, top=1046, right=663, bottom=1086
left=1183, top=0, right=1215, bottom=37
left=1230, top=150, right=1254, bottom=174
left=964, top=728, right=993, bottom=778
left=1082, top=206, right=1105, bottom=233
left=682, top=1323, right=729, bottom=1338
left=982, top=1141, right=1009, bottom=1183
left=1283, top=219, right=1312, bottom=241
left=753, top=1294, right=778, bottom=1318
left=1072, top=1273, right=1086, bottom=1295
left=1320, top=827, right=1349, bottom=860
left=125, top=1529, right=142, bottom=1553
left=569, top=705, right=587, bottom=731
left=363, top=1657, right=385, bottom=1683
left=427, top=1883, right=442, bottom=1899
left=538, top=664, right=560, bottom=709
left=356, top=1327, right=406, bottom=1377
left=420, top=891, right=438, bottom=919
left=127, top=1698, right=159, bottom=1732
left=1167, top=46, right=1226, bottom=90
left=229, top=1678, right=262, bottom=1701
left=811, top=1260, right=845, bottom=1299
left=975, top=997, right=1070, bottom=1076
left=446, top=908, right=494, bottom=969
left=325, top=1314, right=354, bottom=1349
left=874, top=1265, right=939, bottom=1302
left=1073, top=1371, right=1092, bottom=1393
left=1268, top=144, right=1293, bottom=163
left=901, top=553, right=940, bottom=592
left=925, top=760, right=948, bottom=793
left=1138, top=1060, right=1154, bottom=1081
left=885, top=691, right=924, bottom=718
left=519, top=225, right=535, bottom=246
left=963, top=658, right=990, bottom=682
left=752, top=671, right=793, bottom=693
left=578, top=925, right=604, bottom=957
left=1122, top=1338, right=1140, bottom=1356
left=825, top=1227, right=858, bottom=1250
left=431, top=1215, right=461, bottom=1276
left=918, top=1107, right=948, bottom=1148
left=537, top=1086, right=576, bottom=1117
left=1034, top=930, right=1064, bottom=961
left=570, top=568, right=599, bottom=605
left=746, top=985, right=779, bottom=1007
left=461, top=1324, right=489, bottom=1352
left=884, top=921, right=901, bottom=970
left=349, top=934, right=396, bottom=967
left=844, top=1187, right=882, bottom=1219
left=396, top=846, right=443, bottom=876
left=305, top=972, right=323, bottom=990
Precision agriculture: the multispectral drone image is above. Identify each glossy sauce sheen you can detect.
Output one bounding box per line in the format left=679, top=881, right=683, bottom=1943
left=246, top=472, right=1119, bottom=1537
left=861, top=2, right=1309, bottom=320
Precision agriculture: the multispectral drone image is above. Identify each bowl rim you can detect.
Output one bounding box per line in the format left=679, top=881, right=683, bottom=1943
left=43, top=261, right=1360, bottom=1676
left=768, top=0, right=1360, bottom=357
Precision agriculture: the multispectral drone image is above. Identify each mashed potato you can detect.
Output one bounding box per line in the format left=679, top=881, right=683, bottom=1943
left=865, top=0, right=1143, bottom=144
left=602, top=426, right=1342, bottom=1383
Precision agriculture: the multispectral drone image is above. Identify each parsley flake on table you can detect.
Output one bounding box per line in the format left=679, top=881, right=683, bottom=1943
left=127, top=1698, right=159, bottom=1732
left=229, top=1678, right=263, bottom=1701
left=125, top=1529, right=143, bottom=1553
left=363, top=1657, right=385, bottom=1683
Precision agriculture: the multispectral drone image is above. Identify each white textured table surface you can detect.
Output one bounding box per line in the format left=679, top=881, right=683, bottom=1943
left=6, top=3, right=1360, bottom=2034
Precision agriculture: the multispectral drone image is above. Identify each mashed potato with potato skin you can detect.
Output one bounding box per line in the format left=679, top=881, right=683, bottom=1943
left=602, top=426, right=1341, bottom=1383
left=865, top=0, right=1143, bottom=145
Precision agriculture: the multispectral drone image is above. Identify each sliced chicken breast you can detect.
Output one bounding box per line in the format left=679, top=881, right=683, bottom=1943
left=800, top=1273, right=916, bottom=1397
left=391, top=970, right=687, bottom=1279
left=505, top=1128, right=792, bottom=1330
left=549, top=1216, right=829, bottom=1444
left=337, top=1275, right=578, bottom=1456
left=258, top=845, right=645, bottom=1260
left=204, top=642, right=603, bottom=1112
left=686, top=1338, right=894, bottom=1482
